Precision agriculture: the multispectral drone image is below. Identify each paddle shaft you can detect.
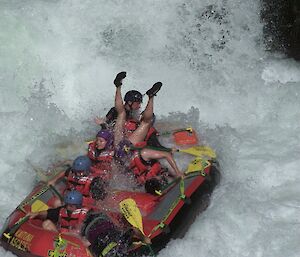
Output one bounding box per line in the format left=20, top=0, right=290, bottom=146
left=3, top=216, right=29, bottom=239
left=3, top=183, right=53, bottom=240
left=160, top=127, right=193, bottom=136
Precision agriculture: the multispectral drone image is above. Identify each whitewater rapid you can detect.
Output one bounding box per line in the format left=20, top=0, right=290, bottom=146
left=1, top=1, right=300, bottom=256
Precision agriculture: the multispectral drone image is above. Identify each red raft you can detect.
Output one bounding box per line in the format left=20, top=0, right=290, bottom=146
left=0, top=158, right=220, bottom=257
left=0, top=130, right=220, bottom=257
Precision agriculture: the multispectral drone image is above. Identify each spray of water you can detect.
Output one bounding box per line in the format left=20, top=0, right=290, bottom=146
left=1, top=0, right=300, bottom=256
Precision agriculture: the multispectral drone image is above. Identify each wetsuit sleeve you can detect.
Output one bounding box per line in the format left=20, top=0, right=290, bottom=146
left=106, top=107, right=118, bottom=124
left=46, top=206, right=63, bottom=223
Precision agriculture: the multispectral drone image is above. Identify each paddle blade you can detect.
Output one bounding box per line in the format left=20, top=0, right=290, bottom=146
left=179, top=146, right=216, bottom=158
left=185, top=157, right=211, bottom=174
left=119, top=198, right=144, bottom=235
left=3, top=199, right=49, bottom=240
left=31, top=200, right=49, bottom=212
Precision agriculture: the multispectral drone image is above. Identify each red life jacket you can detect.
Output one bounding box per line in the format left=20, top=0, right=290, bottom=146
left=88, top=141, right=114, bottom=163
left=124, top=119, right=139, bottom=136
left=130, top=154, right=162, bottom=184
left=82, top=196, right=96, bottom=208
left=66, top=173, right=93, bottom=197
left=58, top=207, right=88, bottom=233
left=88, top=142, right=113, bottom=178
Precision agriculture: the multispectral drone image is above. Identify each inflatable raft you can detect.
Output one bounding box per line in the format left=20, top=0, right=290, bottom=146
left=0, top=129, right=220, bottom=257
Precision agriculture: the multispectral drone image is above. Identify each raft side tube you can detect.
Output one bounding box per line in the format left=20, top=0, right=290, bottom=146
left=136, top=163, right=221, bottom=255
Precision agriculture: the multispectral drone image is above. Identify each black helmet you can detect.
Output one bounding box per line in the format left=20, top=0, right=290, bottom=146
left=124, top=90, right=143, bottom=103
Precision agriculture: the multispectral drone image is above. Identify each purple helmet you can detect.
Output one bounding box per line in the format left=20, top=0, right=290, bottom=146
left=96, top=129, right=113, bottom=149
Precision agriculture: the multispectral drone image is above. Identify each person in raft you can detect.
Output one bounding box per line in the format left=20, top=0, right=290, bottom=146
left=111, top=72, right=183, bottom=182
left=82, top=211, right=151, bottom=257
left=87, top=129, right=114, bottom=177
left=94, top=73, right=165, bottom=149
left=26, top=190, right=149, bottom=252
left=47, top=156, right=108, bottom=207
left=26, top=190, right=90, bottom=243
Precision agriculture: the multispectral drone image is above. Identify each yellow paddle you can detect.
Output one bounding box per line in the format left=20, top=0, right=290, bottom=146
left=31, top=199, right=49, bottom=213
left=185, top=157, right=211, bottom=175
left=120, top=198, right=144, bottom=234
left=177, top=145, right=216, bottom=158
left=3, top=199, right=49, bottom=239
left=119, top=198, right=156, bottom=256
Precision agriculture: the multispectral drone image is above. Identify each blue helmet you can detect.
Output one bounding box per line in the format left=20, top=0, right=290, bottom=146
left=64, top=190, right=83, bottom=205
left=124, top=90, right=143, bottom=103
left=72, top=156, right=91, bottom=174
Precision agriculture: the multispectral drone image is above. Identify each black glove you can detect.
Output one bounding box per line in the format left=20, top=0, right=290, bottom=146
left=114, top=71, right=127, bottom=87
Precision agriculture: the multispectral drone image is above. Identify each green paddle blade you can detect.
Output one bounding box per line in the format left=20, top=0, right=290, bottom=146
left=119, top=198, right=144, bottom=235
left=179, top=146, right=216, bottom=158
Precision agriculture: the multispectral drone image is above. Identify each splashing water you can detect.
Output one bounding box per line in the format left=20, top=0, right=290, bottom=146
left=1, top=1, right=300, bottom=257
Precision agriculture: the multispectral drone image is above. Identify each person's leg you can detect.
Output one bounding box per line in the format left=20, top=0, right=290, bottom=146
left=140, top=148, right=182, bottom=178
left=129, top=82, right=162, bottom=145
left=141, top=96, right=154, bottom=123
left=128, top=120, right=151, bottom=145
left=114, top=89, right=126, bottom=146
left=115, top=86, right=124, bottom=114
left=141, top=82, right=162, bottom=123
left=113, top=73, right=127, bottom=146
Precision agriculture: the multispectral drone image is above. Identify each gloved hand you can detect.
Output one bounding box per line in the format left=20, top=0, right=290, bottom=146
left=114, top=71, right=127, bottom=87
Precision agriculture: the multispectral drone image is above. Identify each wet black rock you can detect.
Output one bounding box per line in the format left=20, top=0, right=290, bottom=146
left=261, top=0, right=300, bottom=60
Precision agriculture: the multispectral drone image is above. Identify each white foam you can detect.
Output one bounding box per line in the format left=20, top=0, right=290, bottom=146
left=262, top=58, right=300, bottom=84
left=1, top=1, right=300, bottom=257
